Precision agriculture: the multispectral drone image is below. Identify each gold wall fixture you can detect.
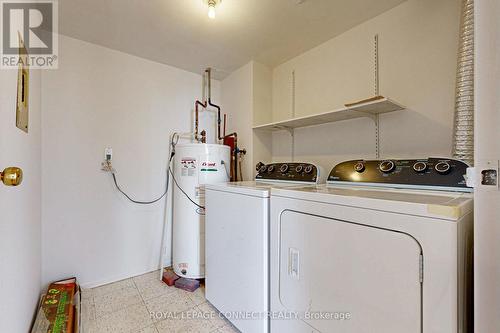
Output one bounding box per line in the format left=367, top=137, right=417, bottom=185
left=16, top=33, right=29, bottom=133
left=1, top=167, right=23, bottom=187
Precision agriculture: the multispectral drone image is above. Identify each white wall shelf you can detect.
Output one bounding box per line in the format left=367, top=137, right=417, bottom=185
left=252, top=97, right=405, bottom=132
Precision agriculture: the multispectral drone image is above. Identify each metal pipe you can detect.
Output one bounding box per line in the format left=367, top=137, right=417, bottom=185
left=205, top=68, right=223, bottom=140
left=222, top=113, right=239, bottom=180
left=452, top=0, right=474, bottom=165
left=224, top=132, right=238, bottom=181
left=204, top=68, right=240, bottom=180
left=238, top=148, right=247, bottom=182
left=202, top=70, right=207, bottom=104
left=195, top=100, right=207, bottom=142
left=223, top=114, right=227, bottom=137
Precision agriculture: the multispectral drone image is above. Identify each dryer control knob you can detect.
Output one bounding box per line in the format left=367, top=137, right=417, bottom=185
left=304, top=165, right=314, bottom=174
left=280, top=164, right=289, bottom=173
left=435, top=161, right=451, bottom=174
left=267, top=165, right=275, bottom=173
left=354, top=162, right=365, bottom=173
left=413, top=162, right=428, bottom=173
left=379, top=160, right=396, bottom=173
left=258, top=165, right=267, bottom=174
left=295, top=165, right=304, bottom=173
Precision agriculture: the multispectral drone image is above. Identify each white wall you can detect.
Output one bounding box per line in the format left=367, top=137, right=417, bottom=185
left=475, top=0, right=500, bottom=330
left=41, top=35, right=220, bottom=288
left=270, top=0, right=460, bottom=171
left=221, top=62, right=253, bottom=180
left=0, top=70, right=42, bottom=330
left=252, top=62, right=273, bottom=171
left=221, top=61, right=273, bottom=181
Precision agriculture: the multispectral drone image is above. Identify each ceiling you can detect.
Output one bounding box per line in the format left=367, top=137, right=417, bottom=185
left=59, top=0, right=407, bottom=79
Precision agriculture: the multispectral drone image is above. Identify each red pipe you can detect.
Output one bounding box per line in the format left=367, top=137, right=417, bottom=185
left=224, top=132, right=238, bottom=181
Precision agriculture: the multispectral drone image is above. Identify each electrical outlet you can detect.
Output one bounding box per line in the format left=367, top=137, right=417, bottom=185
left=478, top=160, right=499, bottom=190
left=105, top=148, right=113, bottom=161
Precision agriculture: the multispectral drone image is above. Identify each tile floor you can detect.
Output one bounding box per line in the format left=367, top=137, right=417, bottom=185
left=81, top=271, right=240, bottom=333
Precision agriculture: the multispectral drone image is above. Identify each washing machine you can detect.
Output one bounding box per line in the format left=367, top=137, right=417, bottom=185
left=270, top=158, right=473, bottom=333
left=205, top=162, right=325, bottom=333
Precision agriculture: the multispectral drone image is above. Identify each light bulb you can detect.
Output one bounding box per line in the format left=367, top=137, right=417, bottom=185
left=208, top=4, right=216, bottom=19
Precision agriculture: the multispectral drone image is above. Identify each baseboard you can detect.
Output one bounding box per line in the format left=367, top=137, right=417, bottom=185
left=80, top=261, right=172, bottom=289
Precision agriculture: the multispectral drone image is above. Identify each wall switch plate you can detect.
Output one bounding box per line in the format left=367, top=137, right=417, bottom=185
left=105, top=148, right=113, bottom=161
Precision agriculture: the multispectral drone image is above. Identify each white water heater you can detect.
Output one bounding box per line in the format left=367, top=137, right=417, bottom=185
left=172, top=143, right=230, bottom=279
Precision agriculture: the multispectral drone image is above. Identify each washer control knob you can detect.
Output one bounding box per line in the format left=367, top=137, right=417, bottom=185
left=280, top=164, right=289, bottom=173
left=304, top=165, right=314, bottom=174
left=354, top=162, right=365, bottom=173
left=435, top=161, right=451, bottom=174
left=413, top=162, right=428, bottom=173
left=267, top=165, right=275, bottom=173
left=379, top=160, right=396, bottom=173
left=258, top=165, right=267, bottom=174
left=295, top=165, right=304, bottom=173
left=256, top=162, right=265, bottom=171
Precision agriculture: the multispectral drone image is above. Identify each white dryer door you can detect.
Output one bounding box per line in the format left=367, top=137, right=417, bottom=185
left=279, top=210, right=422, bottom=333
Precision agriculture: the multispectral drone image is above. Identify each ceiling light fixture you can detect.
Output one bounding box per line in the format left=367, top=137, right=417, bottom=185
left=206, top=0, right=220, bottom=19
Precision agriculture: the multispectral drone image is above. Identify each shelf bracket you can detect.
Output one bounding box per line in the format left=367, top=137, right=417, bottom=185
left=353, top=111, right=380, bottom=158
left=355, top=111, right=377, bottom=122
left=273, top=125, right=295, bottom=135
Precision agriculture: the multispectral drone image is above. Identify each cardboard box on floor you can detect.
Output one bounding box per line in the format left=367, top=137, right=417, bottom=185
left=31, top=277, right=80, bottom=333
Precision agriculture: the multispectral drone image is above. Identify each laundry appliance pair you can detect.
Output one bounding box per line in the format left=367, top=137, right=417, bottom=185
left=206, top=158, right=473, bottom=333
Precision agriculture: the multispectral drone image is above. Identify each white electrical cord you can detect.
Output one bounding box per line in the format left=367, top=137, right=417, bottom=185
left=107, top=132, right=199, bottom=206
left=158, top=132, right=181, bottom=280
left=105, top=129, right=204, bottom=279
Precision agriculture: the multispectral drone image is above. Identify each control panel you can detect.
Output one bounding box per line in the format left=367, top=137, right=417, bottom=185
left=328, top=158, right=471, bottom=191
left=255, top=162, right=319, bottom=183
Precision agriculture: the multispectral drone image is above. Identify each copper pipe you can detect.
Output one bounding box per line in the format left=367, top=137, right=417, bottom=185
left=223, top=114, right=227, bottom=137
left=211, top=100, right=222, bottom=140
left=238, top=156, right=243, bottom=182
left=204, top=69, right=240, bottom=180
left=195, top=100, right=207, bottom=142
left=205, top=68, right=223, bottom=140
left=224, top=132, right=238, bottom=181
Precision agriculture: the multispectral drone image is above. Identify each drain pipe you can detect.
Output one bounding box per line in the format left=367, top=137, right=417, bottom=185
left=452, top=0, right=474, bottom=166
left=226, top=132, right=238, bottom=181
left=206, top=68, right=240, bottom=181
left=194, top=100, right=207, bottom=143
left=206, top=68, right=223, bottom=140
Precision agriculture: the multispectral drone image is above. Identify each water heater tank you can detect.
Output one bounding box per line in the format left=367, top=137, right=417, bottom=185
left=173, top=143, right=230, bottom=279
